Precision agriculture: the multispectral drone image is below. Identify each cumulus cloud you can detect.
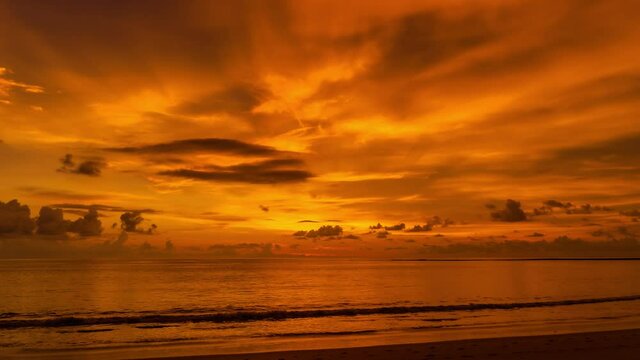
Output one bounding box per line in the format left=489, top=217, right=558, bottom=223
left=544, top=200, right=572, bottom=208
left=57, top=154, right=106, bottom=177
left=159, top=158, right=313, bottom=184
left=293, top=225, right=343, bottom=238
left=407, top=224, right=432, bottom=232
left=384, top=223, right=405, bottom=231
left=120, top=211, right=157, bottom=234
left=35, top=206, right=102, bottom=236
left=68, top=209, right=102, bottom=236
left=0, top=199, right=35, bottom=234
left=120, top=211, right=144, bottom=232
left=35, top=206, right=69, bottom=235
left=491, top=199, right=527, bottom=222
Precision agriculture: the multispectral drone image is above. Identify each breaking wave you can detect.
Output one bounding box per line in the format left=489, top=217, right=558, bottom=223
left=1, top=295, right=639, bottom=330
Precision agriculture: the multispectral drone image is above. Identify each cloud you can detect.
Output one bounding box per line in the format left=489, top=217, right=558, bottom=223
left=0, top=66, right=44, bottom=97
left=159, top=158, right=313, bottom=184
left=68, top=209, right=102, bottom=236
left=57, top=154, right=106, bottom=177
left=119, top=211, right=158, bottom=234
left=544, top=200, right=571, bottom=208
left=35, top=206, right=69, bottom=236
left=406, top=224, right=432, bottom=232
left=258, top=205, right=269, bottom=212
left=384, top=223, right=405, bottom=231
left=0, top=199, right=35, bottom=235
left=368, top=10, right=498, bottom=80
left=421, top=236, right=640, bottom=258
left=491, top=199, right=527, bottom=222
left=50, top=203, right=158, bottom=214
left=293, top=225, right=344, bottom=238
left=170, top=83, right=270, bottom=116
left=106, top=138, right=283, bottom=156
left=120, top=211, right=144, bottom=232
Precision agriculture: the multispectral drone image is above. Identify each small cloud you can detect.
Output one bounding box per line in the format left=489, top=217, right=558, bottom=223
left=259, top=205, right=269, bottom=212
left=528, top=232, right=545, bottom=237
left=490, top=199, right=527, bottom=222
left=369, top=223, right=383, bottom=230
left=293, top=225, right=343, bottom=238
left=57, top=154, right=106, bottom=177
left=385, top=223, right=406, bottom=231
left=544, top=200, right=572, bottom=208
left=120, top=211, right=144, bottom=232
left=406, top=224, right=432, bottom=232
left=119, top=211, right=158, bottom=234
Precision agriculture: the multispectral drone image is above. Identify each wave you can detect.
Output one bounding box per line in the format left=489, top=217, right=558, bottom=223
left=1, top=295, right=639, bottom=330
left=260, top=329, right=379, bottom=338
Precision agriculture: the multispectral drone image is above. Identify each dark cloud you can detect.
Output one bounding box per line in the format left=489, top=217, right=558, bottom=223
left=68, top=209, right=102, bottom=237
left=106, top=138, right=283, bottom=156
left=18, top=187, right=102, bottom=201
left=384, top=223, right=405, bottom=231
left=491, top=199, right=527, bottom=222
left=51, top=203, right=158, bottom=214
left=259, top=205, right=269, bottom=212
left=170, top=83, right=270, bottom=116
left=0, top=199, right=35, bottom=235
left=293, top=225, right=343, bottom=238
left=544, top=200, right=571, bottom=209
left=421, top=236, right=640, bottom=258
left=57, top=154, right=106, bottom=177
left=35, top=206, right=69, bottom=236
left=119, top=211, right=158, bottom=234
left=159, top=158, right=313, bottom=184
left=120, top=211, right=144, bottom=232
left=407, top=224, right=432, bottom=232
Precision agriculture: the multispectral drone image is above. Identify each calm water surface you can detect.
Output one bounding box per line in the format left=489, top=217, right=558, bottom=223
left=1, top=258, right=639, bottom=358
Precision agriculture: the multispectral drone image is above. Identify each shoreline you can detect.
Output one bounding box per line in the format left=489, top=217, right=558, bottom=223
left=140, top=328, right=640, bottom=360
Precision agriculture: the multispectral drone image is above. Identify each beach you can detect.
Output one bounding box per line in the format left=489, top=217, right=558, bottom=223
left=144, top=328, right=640, bottom=360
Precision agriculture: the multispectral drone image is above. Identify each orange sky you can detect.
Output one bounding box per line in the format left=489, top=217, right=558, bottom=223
left=1, top=0, right=639, bottom=257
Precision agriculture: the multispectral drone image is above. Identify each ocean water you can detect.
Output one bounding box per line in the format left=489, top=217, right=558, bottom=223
left=1, top=258, right=640, bottom=358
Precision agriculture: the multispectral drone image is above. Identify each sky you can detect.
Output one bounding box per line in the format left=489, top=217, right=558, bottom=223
left=1, top=0, right=639, bottom=258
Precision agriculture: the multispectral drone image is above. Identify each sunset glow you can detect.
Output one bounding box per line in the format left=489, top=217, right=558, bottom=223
left=1, top=0, right=639, bottom=258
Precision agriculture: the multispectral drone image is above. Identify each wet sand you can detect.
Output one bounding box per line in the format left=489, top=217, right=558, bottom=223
left=142, top=328, right=640, bottom=360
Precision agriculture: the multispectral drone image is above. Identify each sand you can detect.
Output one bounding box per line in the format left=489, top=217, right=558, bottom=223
left=140, top=328, right=640, bottom=360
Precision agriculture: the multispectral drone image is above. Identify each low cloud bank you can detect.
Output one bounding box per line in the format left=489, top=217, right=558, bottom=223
left=421, top=236, right=640, bottom=258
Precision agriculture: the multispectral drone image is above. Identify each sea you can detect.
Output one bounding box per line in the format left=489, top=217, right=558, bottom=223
left=1, top=258, right=639, bottom=359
